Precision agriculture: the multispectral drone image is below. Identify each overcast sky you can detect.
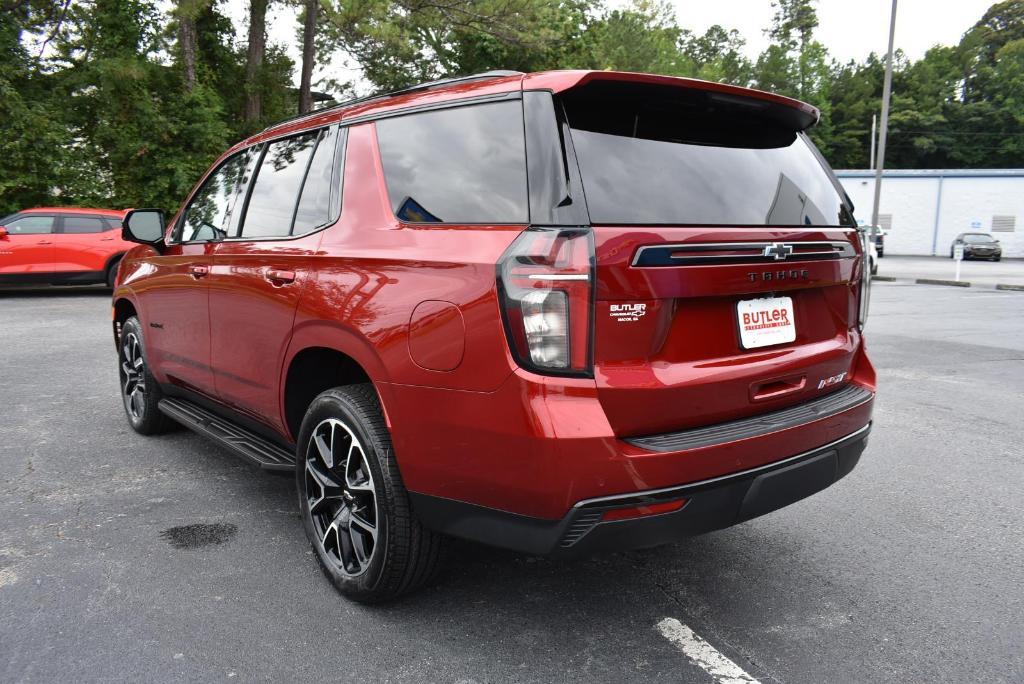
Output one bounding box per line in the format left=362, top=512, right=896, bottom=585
left=233, top=0, right=996, bottom=91
left=652, top=0, right=994, bottom=64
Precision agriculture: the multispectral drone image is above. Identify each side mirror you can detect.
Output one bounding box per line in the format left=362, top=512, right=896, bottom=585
left=0, top=226, right=8, bottom=240
left=122, top=209, right=166, bottom=250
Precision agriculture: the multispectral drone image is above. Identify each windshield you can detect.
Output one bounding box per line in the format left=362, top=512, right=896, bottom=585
left=963, top=234, right=994, bottom=243
left=561, top=82, right=853, bottom=227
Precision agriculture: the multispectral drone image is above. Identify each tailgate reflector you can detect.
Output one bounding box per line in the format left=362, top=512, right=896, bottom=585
left=601, top=498, right=687, bottom=521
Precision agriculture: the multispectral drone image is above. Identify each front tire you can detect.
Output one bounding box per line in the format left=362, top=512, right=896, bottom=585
left=296, top=384, right=444, bottom=603
left=118, top=317, right=173, bottom=434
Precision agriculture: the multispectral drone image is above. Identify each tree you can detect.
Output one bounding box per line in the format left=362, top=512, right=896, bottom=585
left=172, top=0, right=208, bottom=91
left=823, top=55, right=883, bottom=168
left=753, top=0, right=834, bottom=151
left=321, top=0, right=598, bottom=92
left=0, top=3, right=78, bottom=213
left=4, top=0, right=1024, bottom=218
left=681, top=25, right=753, bottom=85
left=244, top=0, right=269, bottom=128
left=298, top=0, right=319, bottom=113
left=585, top=0, right=689, bottom=75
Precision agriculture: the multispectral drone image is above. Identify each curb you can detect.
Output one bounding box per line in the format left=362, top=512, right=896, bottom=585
left=915, top=278, right=971, bottom=287
left=875, top=277, right=1024, bottom=291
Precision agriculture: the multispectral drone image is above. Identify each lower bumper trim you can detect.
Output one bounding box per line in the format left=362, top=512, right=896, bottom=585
left=410, top=423, right=870, bottom=557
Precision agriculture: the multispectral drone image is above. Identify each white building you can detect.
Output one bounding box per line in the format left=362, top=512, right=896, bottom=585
left=835, top=169, right=1024, bottom=258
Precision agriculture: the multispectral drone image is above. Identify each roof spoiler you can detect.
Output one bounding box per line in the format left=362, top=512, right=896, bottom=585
left=527, top=71, right=820, bottom=131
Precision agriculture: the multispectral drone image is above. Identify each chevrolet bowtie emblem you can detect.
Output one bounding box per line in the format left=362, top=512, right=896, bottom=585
left=763, top=243, right=794, bottom=260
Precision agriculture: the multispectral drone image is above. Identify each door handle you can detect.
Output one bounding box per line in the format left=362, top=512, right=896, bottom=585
left=37, top=240, right=52, bottom=245
left=189, top=265, right=209, bottom=279
left=265, top=268, right=296, bottom=285
left=100, top=237, right=115, bottom=241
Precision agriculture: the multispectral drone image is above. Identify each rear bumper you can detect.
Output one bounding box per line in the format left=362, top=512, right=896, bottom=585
left=384, top=341, right=876, bottom=523
left=411, top=422, right=870, bottom=557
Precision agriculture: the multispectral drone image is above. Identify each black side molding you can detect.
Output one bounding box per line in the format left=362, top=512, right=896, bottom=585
left=158, top=398, right=296, bottom=471
left=625, top=384, right=873, bottom=453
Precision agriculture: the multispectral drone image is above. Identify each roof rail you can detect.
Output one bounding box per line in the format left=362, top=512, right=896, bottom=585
left=261, top=70, right=524, bottom=134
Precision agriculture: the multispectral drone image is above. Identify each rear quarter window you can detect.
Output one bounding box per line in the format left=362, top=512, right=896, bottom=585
left=376, top=101, right=528, bottom=224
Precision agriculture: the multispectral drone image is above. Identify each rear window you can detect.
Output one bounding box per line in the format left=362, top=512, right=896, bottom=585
left=62, top=216, right=106, bottom=234
left=376, top=101, right=528, bottom=224
left=561, top=82, right=853, bottom=227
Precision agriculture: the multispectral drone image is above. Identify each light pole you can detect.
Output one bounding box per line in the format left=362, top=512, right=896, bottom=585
left=870, top=0, right=898, bottom=229
left=869, top=114, right=877, bottom=170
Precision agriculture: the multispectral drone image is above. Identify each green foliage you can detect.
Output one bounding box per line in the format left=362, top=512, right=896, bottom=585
left=584, top=0, right=690, bottom=75
left=320, top=0, right=597, bottom=91
left=680, top=25, right=753, bottom=85
left=1, top=0, right=1023, bottom=215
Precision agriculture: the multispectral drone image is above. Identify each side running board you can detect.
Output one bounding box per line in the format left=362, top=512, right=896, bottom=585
left=158, top=398, right=296, bottom=471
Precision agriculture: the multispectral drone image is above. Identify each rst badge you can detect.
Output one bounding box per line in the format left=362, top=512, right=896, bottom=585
left=817, top=371, right=848, bottom=390
left=609, top=303, right=647, bottom=322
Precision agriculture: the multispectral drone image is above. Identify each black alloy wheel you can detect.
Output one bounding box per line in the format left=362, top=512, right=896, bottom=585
left=303, top=417, right=380, bottom=577
left=296, top=385, right=444, bottom=602
left=117, top=317, right=172, bottom=435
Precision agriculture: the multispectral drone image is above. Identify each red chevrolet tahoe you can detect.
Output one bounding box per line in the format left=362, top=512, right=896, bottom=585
left=112, top=70, right=876, bottom=602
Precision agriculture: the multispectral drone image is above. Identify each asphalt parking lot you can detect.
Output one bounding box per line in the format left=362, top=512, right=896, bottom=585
left=1, top=282, right=1022, bottom=683
left=876, top=254, right=1024, bottom=288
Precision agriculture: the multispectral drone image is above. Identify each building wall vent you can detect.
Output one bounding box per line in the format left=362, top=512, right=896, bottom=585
left=878, top=214, right=893, bottom=231
left=992, top=215, right=1016, bottom=232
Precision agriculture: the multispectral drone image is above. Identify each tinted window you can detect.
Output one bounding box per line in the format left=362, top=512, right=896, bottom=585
left=292, top=127, right=338, bottom=234
left=5, top=215, right=54, bottom=234
left=62, top=216, right=107, bottom=234
left=562, top=84, right=852, bottom=226
left=240, top=132, right=319, bottom=238
left=377, top=101, right=528, bottom=224
left=180, top=148, right=257, bottom=242
left=962, top=234, right=994, bottom=243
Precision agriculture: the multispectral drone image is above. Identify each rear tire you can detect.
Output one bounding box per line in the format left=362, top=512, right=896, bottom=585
left=118, top=317, right=174, bottom=435
left=296, top=384, right=444, bottom=603
left=106, top=257, right=122, bottom=289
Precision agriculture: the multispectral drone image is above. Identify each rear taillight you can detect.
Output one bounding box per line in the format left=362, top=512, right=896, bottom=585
left=497, top=227, right=594, bottom=376
left=858, top=231, right=871, bottom=331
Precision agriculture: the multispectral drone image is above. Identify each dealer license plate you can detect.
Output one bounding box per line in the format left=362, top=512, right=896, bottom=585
left=737, top=296, right=796, bottom=349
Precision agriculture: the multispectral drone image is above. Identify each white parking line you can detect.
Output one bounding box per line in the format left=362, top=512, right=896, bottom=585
left=656, top=617, right=761, bottom=684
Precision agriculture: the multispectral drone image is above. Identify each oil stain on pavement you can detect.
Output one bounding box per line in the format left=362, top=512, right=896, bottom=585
left=159, top=523, right=238, bottom=549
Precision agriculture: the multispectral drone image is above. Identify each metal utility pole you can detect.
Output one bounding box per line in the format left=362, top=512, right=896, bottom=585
left=871, top=0, right=898, bottom=228
left=869, top=114, right=877, bottom=170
